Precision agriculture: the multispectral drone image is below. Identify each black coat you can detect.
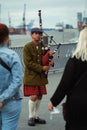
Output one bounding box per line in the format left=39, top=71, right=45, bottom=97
left=50, top=57, right=87, bottom=129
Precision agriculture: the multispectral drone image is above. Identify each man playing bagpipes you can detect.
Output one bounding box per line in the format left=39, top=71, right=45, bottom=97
left=23, top=27, right=54, bottom=126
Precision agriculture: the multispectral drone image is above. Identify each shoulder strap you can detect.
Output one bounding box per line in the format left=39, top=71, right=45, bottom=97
left=0, top=58, right=11, bottom=72
left=68, top=69, right=87, bottom=96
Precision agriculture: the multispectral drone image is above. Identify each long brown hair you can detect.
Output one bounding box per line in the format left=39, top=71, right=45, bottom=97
left=0, top=23, right=9, bottom=44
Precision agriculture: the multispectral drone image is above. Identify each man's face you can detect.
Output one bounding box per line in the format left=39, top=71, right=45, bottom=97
left=31, top=32, right=41, bottom=41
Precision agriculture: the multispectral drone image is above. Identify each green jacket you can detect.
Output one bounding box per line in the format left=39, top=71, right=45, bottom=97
left=23, top=41, right=48, bottom=86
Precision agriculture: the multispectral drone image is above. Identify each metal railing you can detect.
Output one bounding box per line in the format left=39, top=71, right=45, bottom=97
left=10, top=43, right=77, bottom=73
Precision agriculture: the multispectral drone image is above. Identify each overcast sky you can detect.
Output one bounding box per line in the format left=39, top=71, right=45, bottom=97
left=0, top=0, right=87, bottom=28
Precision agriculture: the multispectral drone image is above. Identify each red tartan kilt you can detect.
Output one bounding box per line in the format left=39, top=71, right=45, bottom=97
left=23, top=85, right=47, bottom=96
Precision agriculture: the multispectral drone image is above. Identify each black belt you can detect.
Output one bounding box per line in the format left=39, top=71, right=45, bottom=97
left=9, top=96, right=22, bottom=100
left=4, top=96, right=22, bottom=103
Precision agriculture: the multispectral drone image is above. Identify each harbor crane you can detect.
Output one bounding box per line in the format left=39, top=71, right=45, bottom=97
left=23, top=4, right=26, bottom=34
left=8, top=12, right=11, bottom=28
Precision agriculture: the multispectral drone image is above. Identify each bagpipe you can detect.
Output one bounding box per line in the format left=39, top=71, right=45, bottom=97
left=38, top=10, right=61, bottom=66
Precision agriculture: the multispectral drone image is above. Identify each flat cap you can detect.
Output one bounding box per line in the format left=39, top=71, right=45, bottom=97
left=31, top=27, right=42, bottom=33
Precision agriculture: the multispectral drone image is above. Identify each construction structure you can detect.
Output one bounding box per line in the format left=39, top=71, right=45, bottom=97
left=22, top=4, right=26, bottom=34
left=9, top=4, right=27, bottom=35
left=77, top=12, right=83, bottom=31
left=77, top=0, right=87, bottom=31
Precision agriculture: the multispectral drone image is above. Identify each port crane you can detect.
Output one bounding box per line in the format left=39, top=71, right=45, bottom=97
left=23, top=4, right=26, bottom=34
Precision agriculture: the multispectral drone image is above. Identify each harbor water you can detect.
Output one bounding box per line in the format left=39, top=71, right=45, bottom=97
left=10, top=29, right=78, bottom=72
left=9, top=29, right=78, bottom=47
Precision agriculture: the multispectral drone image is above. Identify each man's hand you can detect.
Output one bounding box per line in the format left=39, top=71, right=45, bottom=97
left=49, top=60, right=54, bottom=67
left=0, top=102, right=4, bottom=108
left=42, top=65, right=50, bottom=72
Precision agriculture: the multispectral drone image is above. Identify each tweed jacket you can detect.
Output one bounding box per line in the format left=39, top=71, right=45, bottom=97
left=23, top=41, right=48, bottom=86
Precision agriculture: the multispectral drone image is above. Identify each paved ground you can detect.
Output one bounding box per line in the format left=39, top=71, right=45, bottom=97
left=18, top=72, right=66, bottom=130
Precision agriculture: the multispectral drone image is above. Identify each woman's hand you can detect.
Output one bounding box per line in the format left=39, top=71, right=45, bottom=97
left=48, top=101, right=54, bottom=111
left=0, top=102, right=4, bottom=108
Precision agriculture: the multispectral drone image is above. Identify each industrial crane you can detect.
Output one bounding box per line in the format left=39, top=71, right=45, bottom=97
left=23, top=4, right=26, bottom=34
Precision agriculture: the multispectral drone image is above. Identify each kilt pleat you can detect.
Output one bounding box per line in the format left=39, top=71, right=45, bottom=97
left=23, top=85, right=47, bottom=96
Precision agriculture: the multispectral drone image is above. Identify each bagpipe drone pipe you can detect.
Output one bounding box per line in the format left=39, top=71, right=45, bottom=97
left=38, top=10, right=61, bottom=66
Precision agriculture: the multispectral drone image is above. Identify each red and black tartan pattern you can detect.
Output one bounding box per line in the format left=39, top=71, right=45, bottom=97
left=23, top=85, right=47, bottom=96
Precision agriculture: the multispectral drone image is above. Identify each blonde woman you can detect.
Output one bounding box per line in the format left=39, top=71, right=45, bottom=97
left=48, top=27, right=87, bottom=130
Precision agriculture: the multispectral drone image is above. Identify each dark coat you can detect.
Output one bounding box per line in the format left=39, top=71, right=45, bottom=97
left=23, top=42, right=48, bottom=86
left=50, top=57, right=87, bottom=129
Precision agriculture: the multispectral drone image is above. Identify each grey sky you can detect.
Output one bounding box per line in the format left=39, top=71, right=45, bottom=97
left=0, top=0, right=86, bottom=28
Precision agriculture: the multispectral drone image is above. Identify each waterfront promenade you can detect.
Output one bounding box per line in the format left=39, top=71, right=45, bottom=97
left=18, top=72, right=66, bottom=130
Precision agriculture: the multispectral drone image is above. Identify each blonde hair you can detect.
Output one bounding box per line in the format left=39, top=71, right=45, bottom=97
left=72, top=27, right=87, bottom=61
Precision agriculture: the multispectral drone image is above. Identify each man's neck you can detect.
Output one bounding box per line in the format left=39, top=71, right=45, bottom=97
left=33, top=40, right=39, bottom=45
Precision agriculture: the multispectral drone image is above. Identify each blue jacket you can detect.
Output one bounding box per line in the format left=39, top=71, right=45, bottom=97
left=0, top=45, right=23, bottom=102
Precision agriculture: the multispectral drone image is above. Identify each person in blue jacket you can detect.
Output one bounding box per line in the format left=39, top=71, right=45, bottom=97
left=0, top=23, right=22, bottom=130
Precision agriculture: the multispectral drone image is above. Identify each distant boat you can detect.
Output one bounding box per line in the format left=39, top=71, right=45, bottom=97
left=55, top=23, right=64, bottom=32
